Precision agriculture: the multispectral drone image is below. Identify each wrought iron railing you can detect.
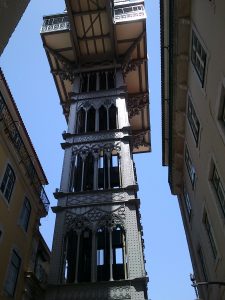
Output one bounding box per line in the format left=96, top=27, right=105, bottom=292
left=0, top=93, right=50, bottom=214
left=114, top=5, right=146, bottom=22
left=40, top=15, right=70, bottom=33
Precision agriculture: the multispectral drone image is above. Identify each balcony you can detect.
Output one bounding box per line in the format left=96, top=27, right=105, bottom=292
left=114, top=5, right=146, bottom=23
left=0, top=94, right=50, bottom=215
left=40, top=15, right=70, bottom=34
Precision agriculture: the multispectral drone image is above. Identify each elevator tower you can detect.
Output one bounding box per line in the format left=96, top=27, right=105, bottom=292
left=41, top=0, right=150, bottom=299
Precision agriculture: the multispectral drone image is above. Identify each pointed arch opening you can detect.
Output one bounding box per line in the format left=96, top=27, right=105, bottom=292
left=76, top=108, right=86, bottom=134
left=99, top=72, right=106, bottom=90
left=96, top=227, right=110, bottom=282
left=83, top=153, right=94, bottom=191
left=89, top=73, right=96, bottom=91
left=109, top=104, right=118, bottom=130
left=86, top=106, right=96, bottom=133
left=112, top=225, right=126, bottom=280
left=108, top=71, right=115, bottom=89
left=70, top=154, right=83, bottom=192
left=81, top=74, right=88, bottom=92
left=78, top=228, right=92, bottom=283
left=64, top=230, right=78, bottom=283
left=99, top=105, right=107, bottom=131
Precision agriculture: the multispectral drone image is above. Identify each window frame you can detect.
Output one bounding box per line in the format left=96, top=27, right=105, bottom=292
left=0, top=164, right=16, bottom=203
left=197, top=246, right=208, bottom=281
left=185, top=145, right=196, bottom=188
left=211, top=165, right=225, bottom=219
left=203, top=212, right=217, bottom=259
left=191, top=29, right=207, bottom=87
left=222, top=98, right=225, bottom=126
left=4, top=249, right=21, bottom=297
left=19, top=197, right=31, bottom=232
left=183, top=189, right=192, bottom=220
left=187, top=95, right=200, bottom=145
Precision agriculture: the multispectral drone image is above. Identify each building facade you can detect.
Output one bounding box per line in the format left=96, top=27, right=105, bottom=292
left=41, top=0, right=150, bottom=299
left=0, top=69, right=50, bottom=299
left=0, top=0, right=30, bottom=55
left=161, top=1, right=225, bottom=299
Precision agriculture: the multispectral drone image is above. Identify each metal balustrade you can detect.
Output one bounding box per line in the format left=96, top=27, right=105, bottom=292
left=114, top=5, right=146, bottom=22
left=41, top=15, right=70, bottom=33
left=0, top=95, right=50, bottom=214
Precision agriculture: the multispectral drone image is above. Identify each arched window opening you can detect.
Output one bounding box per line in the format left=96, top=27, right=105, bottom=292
left=81, top=74, right=88, bottom=92
left=70, top=154, right=83, bottom=192
left=64, top=231, right=78, bottom=283
left=108, top=71, right=115, bottom=89
left=98, top=154, right=104, bottom=190
left=98, top=153, right=109, bottom=190
left=97, top=227, right=110, bottom=281
left=110, top=154, right=120, bottom=188
left=109, top=105, right=118, bottom=130
left=112, top=226, right=126, bottom=280
left=76, top=108, right=86, bottom=134
left=99, top=106, right=107, bottom=131
left=78, top=229, right=92, bottom=282
left=89, top=73, right=96, bottom=91
left=83, top=153, right=94, bottom=191
left=87, top=106, right=96, bottom=133
left=98, top=150, right=121, bottom=190
left=99, top=72, right=106, bottom=90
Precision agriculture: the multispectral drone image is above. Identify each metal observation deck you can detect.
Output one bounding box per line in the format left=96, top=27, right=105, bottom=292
left=41, top=0, right=150, bottom=154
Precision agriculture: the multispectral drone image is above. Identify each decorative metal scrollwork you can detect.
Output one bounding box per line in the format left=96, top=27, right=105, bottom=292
left=132, top=130, right=149, bottom=149
left=127, top=93, right=148, bottom=118
left=72, top=142, right=121, bottom=157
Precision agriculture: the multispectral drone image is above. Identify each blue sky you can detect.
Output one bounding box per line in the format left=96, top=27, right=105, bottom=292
left=0, top=1, right=196, bottom=299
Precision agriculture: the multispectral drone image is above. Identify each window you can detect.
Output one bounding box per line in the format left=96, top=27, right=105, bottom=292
left=0, top=93, right=4, bottom=112
left=99, top=106, right=107, bottom=131
left=80, top=71, right=115, bottom=92
left=183, top=189, right=192, bottom=219
left=203, top=213, right=217, bottom=259
left=109, top=105, right=118, bottom=130
left=98, top=151, right=121, bottom=190
left=112, top=226, right=126, bottom=280
left=4, top=250, right=21, bottom=296
left=63, top=228, right=92, bottom=284
left=64, top=231, right=77, bottom=283
left=191, top=30, right=207, bottom=86
left=185, top=146, right=196, bottom=187
left=211, top=165, right=225, bottom=218
left=86, top=106, right=96, bottom=132
left=187, top=97, right=200, bottom=144
left=78, top=229, right=92, bottom=282
left=62, top=221, right=126, bottom=284
left=97, top=225, right=126, bottom=282
left=0, top=164, right=16, bottom=202
left=83, top=153, right=94, bottom=191
left=76, top=108, right=86, bottom=134
left=197, top=247, right=208, bottom=281
left=88, top=74, right=96, bottom=91
left=222, top=99, right=225, bottom=125
left=19, top=198, right=31, bottom=232
left=108, top=71, right=115, bottom=89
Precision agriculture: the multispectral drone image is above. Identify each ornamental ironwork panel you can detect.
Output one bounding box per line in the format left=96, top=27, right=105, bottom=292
left=41, top=16, right=70, bottom=33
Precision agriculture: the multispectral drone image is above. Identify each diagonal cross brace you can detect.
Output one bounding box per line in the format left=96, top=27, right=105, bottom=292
left=122, top=30, right=146, bottom=64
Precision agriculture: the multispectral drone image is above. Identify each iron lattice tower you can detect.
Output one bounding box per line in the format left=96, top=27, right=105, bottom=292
left=41, top=0, right=150, bottom=299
